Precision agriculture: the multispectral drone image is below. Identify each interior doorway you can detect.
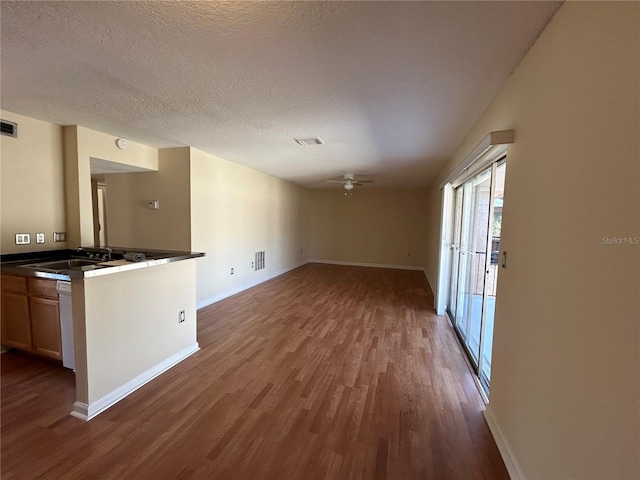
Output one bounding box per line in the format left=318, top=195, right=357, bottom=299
left=446, top=158, right=506, bottom=395
left=91, top=177, right=108, bottom=247
left=96, top=184, right=107, bottom=247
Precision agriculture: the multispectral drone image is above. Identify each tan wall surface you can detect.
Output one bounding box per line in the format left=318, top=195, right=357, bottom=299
left=64, top=126, right=158, bottom=247
left=426, top=3, right=639, bottom=479
left=105, top=147, right=191, bottom=251
left=0, top=111, right=67, bottom=254
left=190, top=147, right=309, bottom=306
left=75, top=260, right=197, bottom=404
left=309, top=188, right=429, bottom=269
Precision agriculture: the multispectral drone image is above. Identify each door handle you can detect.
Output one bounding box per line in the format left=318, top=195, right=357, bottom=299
left=501, top=251, right=508, bottom=269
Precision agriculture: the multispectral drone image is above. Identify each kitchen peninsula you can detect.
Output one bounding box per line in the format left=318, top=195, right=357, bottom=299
left=1, top=247, right=204, bottom=420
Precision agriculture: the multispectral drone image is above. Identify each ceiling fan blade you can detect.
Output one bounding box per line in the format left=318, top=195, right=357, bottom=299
left=356, top=180, right=373, bottom=183
left=325, top=180, right=346, bottom=183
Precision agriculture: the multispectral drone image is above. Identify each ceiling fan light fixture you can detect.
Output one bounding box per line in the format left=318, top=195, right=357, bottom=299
left=344, top=181, right=354, bottom=191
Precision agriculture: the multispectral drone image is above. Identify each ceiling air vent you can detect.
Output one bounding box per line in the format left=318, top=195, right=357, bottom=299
left=1, top=119, right=17, bottom=138
left=294, top=136, right=324, bottom=146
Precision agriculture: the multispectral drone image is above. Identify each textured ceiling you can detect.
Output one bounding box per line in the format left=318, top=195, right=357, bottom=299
left=1, top=1, right=561, bottom=188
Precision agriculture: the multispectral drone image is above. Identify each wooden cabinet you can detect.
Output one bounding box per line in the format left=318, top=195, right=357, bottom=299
left=1, top=274, right=62, bottom=360
left=1, top=292, right=32, bottom=350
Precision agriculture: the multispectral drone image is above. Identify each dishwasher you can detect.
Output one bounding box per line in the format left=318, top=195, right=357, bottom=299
left=56, top=281, right=75, bottom=370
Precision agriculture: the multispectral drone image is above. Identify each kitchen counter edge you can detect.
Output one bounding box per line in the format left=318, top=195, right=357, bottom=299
left=1, top=252, right=205, bottom=281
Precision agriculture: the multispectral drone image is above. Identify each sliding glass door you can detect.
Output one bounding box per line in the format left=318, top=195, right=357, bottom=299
left=446, top=159, right=505, bottom=394
left=479, top=161, right=506, bottom=389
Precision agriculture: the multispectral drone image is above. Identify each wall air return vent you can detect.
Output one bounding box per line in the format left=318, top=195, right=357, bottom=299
left=1, top=119, right=17, bottom=138
left=294, top=136, right=324, bottom=146
left=255, top=251, right=265, bottom=271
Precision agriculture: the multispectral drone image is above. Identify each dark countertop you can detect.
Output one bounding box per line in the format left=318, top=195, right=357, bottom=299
left=0, top=247, right=204, bottom=280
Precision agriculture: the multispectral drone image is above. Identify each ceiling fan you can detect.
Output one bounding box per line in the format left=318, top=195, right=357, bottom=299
left=325, top=173, right=373, bottom=191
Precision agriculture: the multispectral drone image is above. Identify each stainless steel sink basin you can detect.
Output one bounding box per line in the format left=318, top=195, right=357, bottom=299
left=24, top=258, right=102, bottom=270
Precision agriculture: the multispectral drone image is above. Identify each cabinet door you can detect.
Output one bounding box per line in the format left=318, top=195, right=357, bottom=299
left=1, top=292, right=32, bottom=350
left=30, top=297, right=62, bottom=360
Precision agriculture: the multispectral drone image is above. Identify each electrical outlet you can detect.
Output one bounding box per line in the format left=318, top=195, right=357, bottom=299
left=36, top=233, right=45, bottom=244
left=178, top=310, right=185, bottom=323
left=230, top=267, right=234, bottom=275
left=15, top=233, right=30, bottom=245
left=53, top=232, right=66, bottom=242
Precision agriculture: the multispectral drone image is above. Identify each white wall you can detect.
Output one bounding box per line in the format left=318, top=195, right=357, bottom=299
left=426, top=3, right=639, bottom=479
left=0, top=111, right=67, bottom=254
left=309, top=188, right=429, bottom=269
left=190, top=148, right=309, bottom=308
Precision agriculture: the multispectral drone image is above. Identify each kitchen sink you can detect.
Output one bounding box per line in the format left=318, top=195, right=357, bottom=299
left=23, top=258, right=103, bottom=270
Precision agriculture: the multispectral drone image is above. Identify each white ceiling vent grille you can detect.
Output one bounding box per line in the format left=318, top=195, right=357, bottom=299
left=1, top=120, right=18, bottom=138
left=294, top=136, right=324, bottom=146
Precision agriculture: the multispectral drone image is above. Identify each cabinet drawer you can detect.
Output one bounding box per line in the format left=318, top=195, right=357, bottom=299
left=28, top=278, right=58, bottom=299
left=1, top=275, right=28, bottom=294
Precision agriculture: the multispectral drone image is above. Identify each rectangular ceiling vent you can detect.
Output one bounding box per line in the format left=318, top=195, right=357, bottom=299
left=294, top=136, right=324, bottom=146
left=1, top=119, right=17, bottom=138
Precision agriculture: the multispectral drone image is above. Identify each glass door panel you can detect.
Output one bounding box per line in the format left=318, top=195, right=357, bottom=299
left=480, top=161, right=506, bottom=390
left=455, top=168, right=491, bottom=364
left=455, top=181, right=474, bottom=340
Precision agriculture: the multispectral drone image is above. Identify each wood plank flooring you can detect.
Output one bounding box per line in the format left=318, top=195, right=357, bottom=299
left=1, top=263, right=508, bottom=479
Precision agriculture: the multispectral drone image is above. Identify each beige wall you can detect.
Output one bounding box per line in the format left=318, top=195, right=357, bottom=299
left=426, top=3, right=639, bottom=479
left=309, top=188, right=429, bottom=269
left=0, top=111, right=67, bottom=254
left=73, top=260, right=197, bottom=406
left=190, top=148, right=309, bottom=307
left=64, top=126, right=158, bottom=248
left=105, top=147, right=191, bottom=251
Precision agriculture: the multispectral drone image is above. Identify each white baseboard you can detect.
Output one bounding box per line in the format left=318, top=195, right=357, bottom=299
left=309, top=259, right=426, bottom=272
left=484, top=406, right=525, bottom=480
left=424, top=271, right=436, bottom=293
left=70, top=343, right=200, bottom=421
left=196, top=260, right=308, bottom=310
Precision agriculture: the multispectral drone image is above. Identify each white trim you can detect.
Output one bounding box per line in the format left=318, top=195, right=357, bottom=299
left=484, top=407, right=526, bottom=480
left=435, top=183, right=453, bottom=315
left=425, top=271, right=436, bottom=295
left=70, top=343, right=200, bottom=421
left=196, top=260, right=308, bottom=310
left=309, top=259, right=425, bottom=272
left=440, top=130, right=513, bottom=189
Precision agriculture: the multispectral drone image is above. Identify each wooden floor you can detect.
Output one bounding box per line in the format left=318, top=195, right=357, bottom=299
left=1, top=263, right=508, bottom=479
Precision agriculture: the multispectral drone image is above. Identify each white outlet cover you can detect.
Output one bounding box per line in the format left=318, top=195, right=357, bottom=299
left=36, top=233, right=45, bottom=244
left=15, top=233, right=31, bottom=245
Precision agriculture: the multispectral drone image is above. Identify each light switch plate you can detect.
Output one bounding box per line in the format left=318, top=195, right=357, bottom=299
left=36, top=233, right=45, bottom=244
left=53, top=232, right=66, bottom=242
